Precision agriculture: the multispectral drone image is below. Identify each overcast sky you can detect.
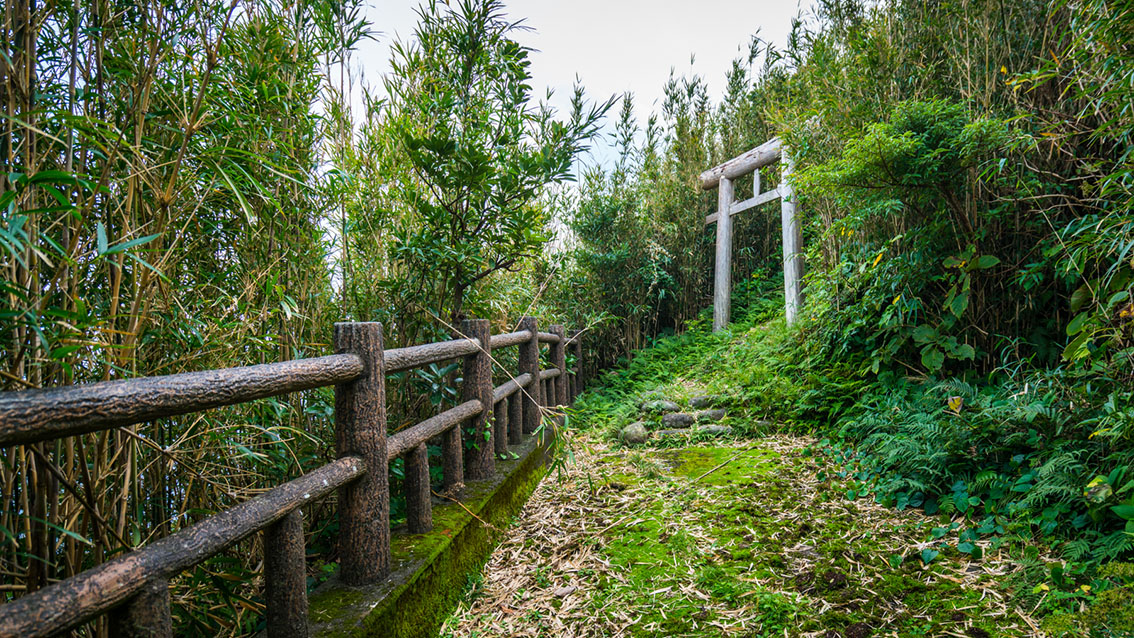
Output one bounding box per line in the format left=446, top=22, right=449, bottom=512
left=349, top=0, right=816, bottom=167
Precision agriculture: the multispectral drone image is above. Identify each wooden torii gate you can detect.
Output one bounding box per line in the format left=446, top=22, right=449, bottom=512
left=700, top=137, right=803, bottom=331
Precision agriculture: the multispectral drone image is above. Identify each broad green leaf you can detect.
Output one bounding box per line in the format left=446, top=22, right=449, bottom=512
left=1063, top=331, right=1091, bottom=361
left=921, top=347, right=945, bottom=371
left=912, top=325, right=937, bottom=343
left=971, top=255, right=1001, bottom=270
left=1066, top=312, right=1089, bottom=336
left=949, top=291, right=969, bottom=318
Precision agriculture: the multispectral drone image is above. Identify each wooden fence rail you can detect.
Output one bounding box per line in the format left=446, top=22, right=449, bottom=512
left=0, top=316, right=585, bottom=638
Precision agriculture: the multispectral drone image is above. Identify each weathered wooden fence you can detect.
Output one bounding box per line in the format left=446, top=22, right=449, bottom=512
left=0, top=317, right=585, bottom=638
left=701, top=137, right=804, bottom=330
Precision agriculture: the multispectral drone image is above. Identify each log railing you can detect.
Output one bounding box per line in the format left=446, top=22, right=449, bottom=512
left=0, top=316, right=585, bottom=638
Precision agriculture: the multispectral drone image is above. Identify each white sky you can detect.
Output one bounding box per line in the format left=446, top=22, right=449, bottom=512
left=349, top=0, right=816, bottom=167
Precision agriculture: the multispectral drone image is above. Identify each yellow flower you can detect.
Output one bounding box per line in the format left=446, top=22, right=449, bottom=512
left=1080, top=585, right=1092, bottom=593
left=947, top=396, right=964, bottom=413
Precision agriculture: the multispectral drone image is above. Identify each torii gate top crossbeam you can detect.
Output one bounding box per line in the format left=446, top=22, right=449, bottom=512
left=699, top=137, right=782, bottom=190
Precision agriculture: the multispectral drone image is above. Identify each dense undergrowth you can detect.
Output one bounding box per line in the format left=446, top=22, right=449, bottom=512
left=573, top=280, right=1134, bottom=635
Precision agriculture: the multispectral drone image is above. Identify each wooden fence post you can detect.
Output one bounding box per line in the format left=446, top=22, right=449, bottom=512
left=508, top=391, right=523, bottom=445
left=441, top=327, right=466, bottom=494
left=713, top=176, right=735, bottom=332
left=462, top=319, right=494, bottom=480
left=781, top=152, right=804, bottom=325
left=493, top=399, right=508, bottom=457
left=264, top=510, right=308, bottom=638
left=551, top=325, right=567, bottom=408
left=333, top=322, right=389, bottom=585
left=442, top=426, right=464, bottom=494
left=518, top=317, right=541, bottom=435
left=108, top=578, right=172, bottom=638
left=571, top=330, right=583, bottom=401
left=405, top=443, right=431, bottom=533
left=566, top=331, right=577, bottom=403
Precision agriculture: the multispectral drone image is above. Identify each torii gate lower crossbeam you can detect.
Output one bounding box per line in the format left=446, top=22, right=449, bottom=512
left=700, top=137, right=804, bottom=331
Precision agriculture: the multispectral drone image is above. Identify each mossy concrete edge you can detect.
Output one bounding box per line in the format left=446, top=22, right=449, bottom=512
left=308, top=431, right=552, bottom=638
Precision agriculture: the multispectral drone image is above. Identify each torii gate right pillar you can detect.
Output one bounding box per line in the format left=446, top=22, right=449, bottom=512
left=780, top=154, right=803, bottom=326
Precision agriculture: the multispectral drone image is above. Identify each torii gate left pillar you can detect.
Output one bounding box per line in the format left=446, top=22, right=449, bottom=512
left=701, top=137, right=803, bottom=331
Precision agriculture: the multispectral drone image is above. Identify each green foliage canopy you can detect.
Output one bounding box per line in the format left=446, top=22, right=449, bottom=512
left=382, top=0, right=612, bottom=322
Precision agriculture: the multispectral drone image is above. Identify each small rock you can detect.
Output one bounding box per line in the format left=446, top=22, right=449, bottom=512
left=620, top=422, right=650, bottom=444
left=655, top=429, right=690, bottom=438
left=640, top=399, right=680, bottom=413
left=696, top=425, right=733, bottom=436
left=752, top=419, right=773, bottom=429
left=661, top=412, right=695, bottom=428
left=791, top=543, right=820, bottom=559
left=694, top=409, right=726, bottom=422
left=553, top=585, right=577, bottom=598
left=689, top=395, right=720, bottom=409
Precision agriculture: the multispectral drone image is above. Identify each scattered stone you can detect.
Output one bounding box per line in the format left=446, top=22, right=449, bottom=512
left=689, top=395, right=720, bottom=409
left=695, top=425, right=733, bottom=436
left=654, top=429, right=690, bottom=438
left=694, top=409, right=726, bottom=422
left=553, top=585, right=577, bottom=598
left=793, top=543, right=819, bottom=559
left=640, top=399, right=680, bottom=413
left=620, top=422, right=649, bottom=444
left=661, top=412, right=695, bottom=428
left=753, top=419, right=774, bottom=429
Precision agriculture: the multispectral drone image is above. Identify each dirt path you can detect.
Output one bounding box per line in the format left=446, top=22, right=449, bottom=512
left=442, top=435, right=1041, bottom=637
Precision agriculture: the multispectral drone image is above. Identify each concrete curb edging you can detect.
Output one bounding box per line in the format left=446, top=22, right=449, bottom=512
left=308, top=431, right=553, bottom=637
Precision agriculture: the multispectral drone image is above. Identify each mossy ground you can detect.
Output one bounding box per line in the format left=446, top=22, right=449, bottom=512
left=441, top=430, right=1037, bottom=637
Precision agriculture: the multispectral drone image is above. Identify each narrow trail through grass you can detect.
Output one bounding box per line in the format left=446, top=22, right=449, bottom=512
left=442, top=431, right=1040, bottom=637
